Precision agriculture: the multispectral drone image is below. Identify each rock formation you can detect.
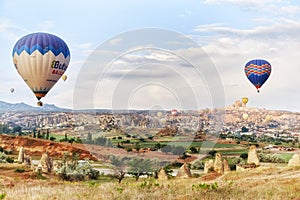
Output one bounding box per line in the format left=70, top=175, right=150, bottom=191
left=204, top=159, right=214, bottom=173
left=17, top=146, right=24, bottom=163
left=288, top=153, right=300, bottom=166
left=176, top=163, right=192, bottom=178
left=214, top=153, right=224, bottom=174
left=247, top=145, right=260, bottom=166
left=157, top=168, right=168, bottom=180
left=39, top=152, right=53, bottom=173
left=223, top=159, right=231, bottom=174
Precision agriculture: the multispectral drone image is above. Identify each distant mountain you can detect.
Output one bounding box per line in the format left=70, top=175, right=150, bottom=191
left=0, top=100, right=71, bottom=112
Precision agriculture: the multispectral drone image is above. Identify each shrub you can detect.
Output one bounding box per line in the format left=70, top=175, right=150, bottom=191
left=258, top=153, right=285, bottom=163
left=5, top=157, right=14, bottom=163
left=56, top=160, right=99, bottom=181
left=240, top=153, right=248, bottom=159
left=15, top=168, right=25, bottom=173
left=191, top=160, right=205, bottom=170
left=172, top=146, right=186, bottom=155
left=192, top=182, right=218, bottom=191
left=229, top=157, right=246, bottom=170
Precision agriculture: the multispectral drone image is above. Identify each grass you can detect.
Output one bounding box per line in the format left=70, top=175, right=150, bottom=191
left=0, top=163, right=299, bottom=199
left=279, top=153, right=295, bottom=163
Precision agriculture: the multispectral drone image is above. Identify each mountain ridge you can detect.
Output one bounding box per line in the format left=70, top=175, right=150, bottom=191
left=0, top=100, right=71, bottom=112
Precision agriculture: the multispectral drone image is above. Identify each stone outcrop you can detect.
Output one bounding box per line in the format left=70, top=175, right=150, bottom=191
left=236, top=163, right=257, bottom=172
left=203, top=154, right=231, bottom=174
left=247, top=145, right=260, bottom=166
left=39, top=152, right=53, bottom=173
left=223, top=159, right=231, bottom=174
left=214, top=153, right=224, bottom=174
left=288, top=154, right=300, bottom=166
left=176, top=163, right=192, bottom=178
left=204, top=159, right=214, bottom=173
left=157, top=168, right=168, bottom=180
left=17, top=147, right=24, bottom=163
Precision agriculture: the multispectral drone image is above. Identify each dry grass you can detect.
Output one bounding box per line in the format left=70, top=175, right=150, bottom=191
left=0, top=164, right=299, bottom=199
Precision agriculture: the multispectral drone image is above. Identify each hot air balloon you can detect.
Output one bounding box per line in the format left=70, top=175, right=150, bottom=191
left=242, top=113, right=248, bottom=120
left=171, top=109, right=178, bottom=116
left=62, top=74, right=67, bottom=81
left=242, top=97, right=248, bottom=107
left=12, top=32, right=70, bottom=106
left=244, top=59, right=271, bottom=93
left=10, top=88, right=15, bottom=93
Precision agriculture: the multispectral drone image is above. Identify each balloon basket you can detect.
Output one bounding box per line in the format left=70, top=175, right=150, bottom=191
left=37, top=101, right=43, bottom=107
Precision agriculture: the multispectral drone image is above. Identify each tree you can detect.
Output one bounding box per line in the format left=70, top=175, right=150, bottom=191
left=68, top=138, right=75, bottom=146
left=46, top=129, right=50, bottom=140
left=37, top=130, right=42, bottom=139
left=161, top=145, right=172, bottom=154
left=154, top=142, right=161, bottom=150
left=128, top=158, right=152, bottom=181
left=134, top=142, right=141, bottom=152
left=172, top=146, right=186, bottom=156
left=12, top=126, right=22, bottom=134
left=110, top=156, right=127, bottom=183
left=64, top=133, right=68, bottom=141
left=208, top=150, right=217, bottom=157
left=86, top=132, right=92, bottom=144
left=240, top=153, right=248, bottom=159
left=33, top=128, right=37, bottom=138
left=190, top=146, right=198, bottom=154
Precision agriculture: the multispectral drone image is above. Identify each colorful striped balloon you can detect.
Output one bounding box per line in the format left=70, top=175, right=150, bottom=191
left=244, top=59, right=271, bottom=93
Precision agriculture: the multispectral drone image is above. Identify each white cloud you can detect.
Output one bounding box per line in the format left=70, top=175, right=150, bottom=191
left=109, top=37, right=122, bottom=46
left=202, top=0, right=279, bottom=7
left=0, top=18, right=28, bottom=40
left=279, top=5, right=300, bottom=16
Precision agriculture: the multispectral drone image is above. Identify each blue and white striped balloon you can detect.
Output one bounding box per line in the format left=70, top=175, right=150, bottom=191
left=12, top=32, right=70, bottom=105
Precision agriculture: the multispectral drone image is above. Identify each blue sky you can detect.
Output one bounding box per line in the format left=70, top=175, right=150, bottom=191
left=0, top=0, right=300, bottom=111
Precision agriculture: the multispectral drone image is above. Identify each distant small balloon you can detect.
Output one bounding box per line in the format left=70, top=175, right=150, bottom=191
left=242, top=97, right=248, bottom=105
left=10, top=88, right=14, bottom=93
left=265, top=115, right=272, bottom=122
left=242, top=113, right=249, bottom=120
left=62, top=74, right=67, bottom=81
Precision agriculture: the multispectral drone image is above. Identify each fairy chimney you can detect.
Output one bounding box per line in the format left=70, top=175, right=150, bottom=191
left=157, top=168, right=168, bottom=180
left=214, top=153, right=224, bottom=174
left=223, top=159, right=231, bottom=174
left=247, top=145, right=260, bottom=166
left=204, top=159, right=214, bottom=174
left=39, top=152, right=53, bottom=173
left=176, top=163, right=192, bottom=178
left=17, top=147, right=24, bottom=163
left=288, top=153, right=300, bottom=166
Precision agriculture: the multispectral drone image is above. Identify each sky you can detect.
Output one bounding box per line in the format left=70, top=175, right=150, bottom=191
left=0, top=0, right=300, bottom=112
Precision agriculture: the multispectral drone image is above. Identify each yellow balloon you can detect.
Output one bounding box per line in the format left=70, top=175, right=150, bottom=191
left=265, top=115, right=272, bottom=121
left=242, top=97, right=248, bottom=104
left=62, top=74, right=67, bottom=81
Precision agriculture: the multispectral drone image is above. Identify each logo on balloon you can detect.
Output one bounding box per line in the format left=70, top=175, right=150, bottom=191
left=51, top=60, right=68, bottom=75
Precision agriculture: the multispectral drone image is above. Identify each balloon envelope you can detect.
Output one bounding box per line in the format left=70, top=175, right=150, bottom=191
left=242, top=97, right=248, bottom=104
left=62, top=74, right=67, bottom=81
left=10, top=88, right=14, bottom=93
left=12, top=32, right=70, bottom=101
left=242, top=113, right=248, bottom=120
left=244, top=59, right=271, bottom=92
